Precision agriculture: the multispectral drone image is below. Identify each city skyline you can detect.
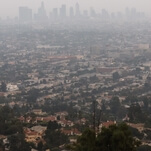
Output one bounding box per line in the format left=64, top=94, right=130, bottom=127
left=17, top=2, right=145, bottom=23
left=0, top=0, right=151, bottom=19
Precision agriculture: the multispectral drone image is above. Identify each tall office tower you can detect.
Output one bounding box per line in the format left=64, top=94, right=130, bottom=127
left=69, top=7, right=74, bottom=18
left=35, top=1, right=47, bottom=21
left=111, top=12, right=115, bottom=19
left=90, top=7, right=96, bottom=17
left=19, top=7, right=32, bottom=23
left=131, top=8, right=137, bottom=19
left=60, top=5, right=66, bottom=18
left=75, top=3, right=80, bottom=17
left=117, top=12, right=123, bottom=20
left=101, top=9, right=109, bottom=20
left=52, top=8, right=58, bottom=19
left=125, top=7, right=130, bottom=19
left=83, top=10, right=88, bottom=17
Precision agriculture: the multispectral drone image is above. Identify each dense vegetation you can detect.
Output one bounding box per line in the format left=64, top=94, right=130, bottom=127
left=67, top=123, right=141, bottom=151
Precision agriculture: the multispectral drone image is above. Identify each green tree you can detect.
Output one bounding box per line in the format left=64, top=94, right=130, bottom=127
left=45, top=121, right=69, bottom=150
left=8, top=134, right=30, bottom=151
left=124, top=96, right=138, bottom=104
left=37, top=141, right=43, bottom=151
left=112, top=72, right=120, bottom=81
left=128, top=103, right=146, bottom=123
left=26, top=88, right=40, bottom=103
left=0, top=106, right=23, bottom=135
left=68, top=123, right=140, bottom=151
left=0, top=139, right=4, bottom=151
left=141, top=96, right=149, bottom=110
left=76, top=128, right=96, bottom=151
left=97, top=123, right=140, bottom=151
left=129, top=126, right=143, bottom=140
left=0, top=96, right=7, bottom=104
left=110, top=96, right=121, bottom=115
left=47, top=121, right=61, bottom=131
left=1, top=81, right=7, bottom=92
left=137, top=145, right=151, bottom=151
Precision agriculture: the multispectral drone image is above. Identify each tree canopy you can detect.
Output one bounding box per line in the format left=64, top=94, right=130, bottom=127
left=67, top=123, right=140, bottom=151
left=1, top=81, right=7, bottom=92
left=44, top=121, right=69, bottom=151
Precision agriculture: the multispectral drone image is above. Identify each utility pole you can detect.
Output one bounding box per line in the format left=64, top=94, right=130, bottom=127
left=93, top=98, right=96, bottom=132
left=97, top=109, right=102, bottom=133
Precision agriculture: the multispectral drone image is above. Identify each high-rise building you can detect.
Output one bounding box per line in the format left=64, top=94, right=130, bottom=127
left=52, top=8, right=58, bottom=19
left=131, top=8, right=137, bottom=19
left=117, top=12, right=123, bottom=19
left=60, top=5, right=66, bottom=18
left=125, top=7, right=130, bottom=19
left=19, top=7, right=32, bottom=23
left=101, top=9, right=109, bottom=20
left=111, top=12, right=115, bottom=19
left=69, top=7, right=74, bottom=18
left=83, top=10, right=88, bottom=17
left=75, top=3, right=80, bottom=17
left=90, top=7, right=96, bottom=17
left=34, top=1, right=47, bottom=21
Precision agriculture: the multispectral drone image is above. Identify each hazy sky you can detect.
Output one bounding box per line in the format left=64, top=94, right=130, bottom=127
left=0, top=0, right=151, bottom=18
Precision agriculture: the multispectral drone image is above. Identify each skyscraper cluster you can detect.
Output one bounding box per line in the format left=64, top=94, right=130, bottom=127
left=19, top=7, right=32, bottom=23
left=34, top=1, right=47, bottom=21
left=49, top=3, right=83, bottom=19
left=18, top=1, right=145, bottom=24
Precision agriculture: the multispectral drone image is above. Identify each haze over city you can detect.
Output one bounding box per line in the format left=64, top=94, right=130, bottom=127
left=1, top=0, right=151, bottom=150
left=0, top=0, right=151, bottom=18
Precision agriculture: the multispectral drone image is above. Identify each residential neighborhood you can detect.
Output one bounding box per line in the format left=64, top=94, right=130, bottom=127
left=1, top=8, right=151, bottom=150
